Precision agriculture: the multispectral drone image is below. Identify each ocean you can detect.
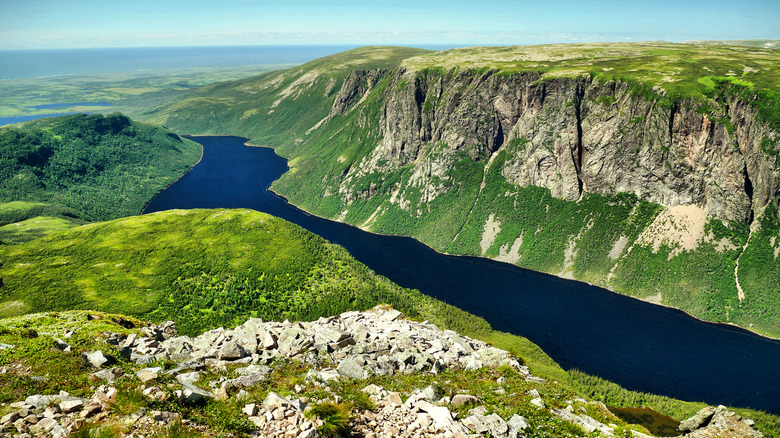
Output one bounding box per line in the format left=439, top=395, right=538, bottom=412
left=0, top=45, right=455, bottom=81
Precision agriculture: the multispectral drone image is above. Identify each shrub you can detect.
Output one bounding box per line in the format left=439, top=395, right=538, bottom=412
left=305, top=401, right=351, bottom=437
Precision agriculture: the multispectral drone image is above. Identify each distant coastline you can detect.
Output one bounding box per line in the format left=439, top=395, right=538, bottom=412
left=0, top=44, right=460, bottom=81
left=0, top=45, right=357, bottom=80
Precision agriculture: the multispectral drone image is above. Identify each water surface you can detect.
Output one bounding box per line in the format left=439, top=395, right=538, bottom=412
left=144, top=135, right=780, bottom=414
left=0, top=113, right=82, bottom=127
left=25, top=102, right=112, bottom=110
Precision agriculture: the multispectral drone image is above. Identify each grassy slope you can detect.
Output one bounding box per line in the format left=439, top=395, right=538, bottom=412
left=142, top=46, right=431, bottom=144
left=0, top=113, right=201, bottom=243
left=0, top=208, right=563, bottom=381
left=0, top=201, right=84, bottom=244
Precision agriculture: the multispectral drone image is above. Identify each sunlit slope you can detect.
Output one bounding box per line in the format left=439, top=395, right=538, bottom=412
left=0, top=208, right=490, bottom=338
left=0, top=113, right=202, bottom=243
left=144, top=46, right=431, bottom=147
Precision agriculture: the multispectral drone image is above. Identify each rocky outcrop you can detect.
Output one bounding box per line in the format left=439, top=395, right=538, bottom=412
left=329, top=69, right=388, bottom=117
left=118, top=306, right=522, bottom=377
left=0, top=307, right=767, bottom=438
left=679, top=405, right=764, bottom=437
left=0, top=386, right=115, bottom=437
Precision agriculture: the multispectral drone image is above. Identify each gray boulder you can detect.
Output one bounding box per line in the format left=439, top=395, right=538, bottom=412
left=337, top=356, right=368, bottom=379
left=679, top=406, right=716, bottom=432
left=83, top=350, right=111, bottom=368
left=218, top=341, right=246, bottom=360
left=136, top=367, right=163, bottom=383
left=179, top=382, right=214, bottom=405
left=451, top=394, right=479, bottom=407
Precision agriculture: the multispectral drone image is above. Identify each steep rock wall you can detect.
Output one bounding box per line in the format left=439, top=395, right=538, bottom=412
left=338, top=68, right=778, bottom=224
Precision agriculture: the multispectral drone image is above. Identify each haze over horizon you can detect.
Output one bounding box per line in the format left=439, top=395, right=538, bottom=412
left=1, top=0, right=778, bottom=50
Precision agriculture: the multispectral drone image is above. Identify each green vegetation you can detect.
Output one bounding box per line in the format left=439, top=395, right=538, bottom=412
left=305, top=401, right=351, bottom=437
left=686, top=40, right=780, bottom=50
left=0, top=207, right=559, bottom=375
left=0, top=311, right=142, bottom=404
left=571, top=371, right=780, bottom=437
left=0, top=113, right=201, bottom=242
left=143, top=46, right=431, bottom=144
left=0, top=201, right=84, bottom=244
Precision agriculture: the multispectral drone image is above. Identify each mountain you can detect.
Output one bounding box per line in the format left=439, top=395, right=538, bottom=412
left=0, top=113, right=201, bottom=243
left=147, top=42, right=780, bottom=337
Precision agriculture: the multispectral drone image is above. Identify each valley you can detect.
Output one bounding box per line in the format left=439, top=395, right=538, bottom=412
left=1, top=42, right=780, bottom=437
left=146, top=43, right=780, bottom=338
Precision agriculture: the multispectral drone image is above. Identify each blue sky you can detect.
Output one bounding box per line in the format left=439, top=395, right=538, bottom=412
left=1, top=0, right=778, bottom=49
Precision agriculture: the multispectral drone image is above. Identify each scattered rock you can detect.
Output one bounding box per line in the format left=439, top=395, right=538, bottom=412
left=51, top=338, right=71, bottom=352
left=92, top=367, right=124, bottom=382
left=680, top=406, right=717, bottom=432
left=82, top=350, right=111, bottom=368
left=136, top=366, right=162, bottom=383
left=218, top=340, right=246, bottom=360
left=178, top=382, right=215, bottom=405
left=680, top=405, right=763, bottom=437
left=451, top=393, right=479, bottom=407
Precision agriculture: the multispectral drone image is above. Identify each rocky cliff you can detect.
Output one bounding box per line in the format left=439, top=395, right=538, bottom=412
left=340, top=68, right=777, bottom=224
left=268, top=46, right=780, bottom=337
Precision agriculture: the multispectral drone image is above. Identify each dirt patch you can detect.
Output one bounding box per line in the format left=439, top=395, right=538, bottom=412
left=496, top=233, right=523, bottom=264
left=480, top=214, right=501, bottom=255
left=635, top=205, right=707, bottom=259
left=642, top=292, right=663, bottom=304
left=705, top=231, right=739, bottom=253
left=360, top=205, right=384, bottom=231
left=608, top=235, right=629, bottom=260
left=271, top=71, right=320, bottom=108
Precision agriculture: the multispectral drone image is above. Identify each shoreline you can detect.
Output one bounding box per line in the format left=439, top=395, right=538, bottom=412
left=240, top=137, right=780, bottom=343
left=139, top=135, right=204, bottom=214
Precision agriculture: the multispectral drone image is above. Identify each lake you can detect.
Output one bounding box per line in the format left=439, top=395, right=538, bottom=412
left=0, top=113, right=82, bottom=127
left=144, top=135, right=780, bottom=415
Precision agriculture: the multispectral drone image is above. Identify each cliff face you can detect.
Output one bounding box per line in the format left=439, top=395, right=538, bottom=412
left=339, top=68, right=778, bottom=224
left=269, top=64, right=780, bottom=336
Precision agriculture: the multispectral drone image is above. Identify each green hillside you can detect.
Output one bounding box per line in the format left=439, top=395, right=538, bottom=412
left=1, top=209, right=778, bottom=435
left=143, top=46, right=431, bottom=145
left=0, top=113, right=201, bottom=243
left=0, top=208, right=501, bottom=339
left=0, top=113, right=202, bottom=222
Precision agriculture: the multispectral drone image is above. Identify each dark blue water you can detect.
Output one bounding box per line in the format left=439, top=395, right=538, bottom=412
left=0, top=113, right=83, bottom=127
left=144, top=135, right=780, bottom=414
left=25, top=102, right=112, bottom=110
